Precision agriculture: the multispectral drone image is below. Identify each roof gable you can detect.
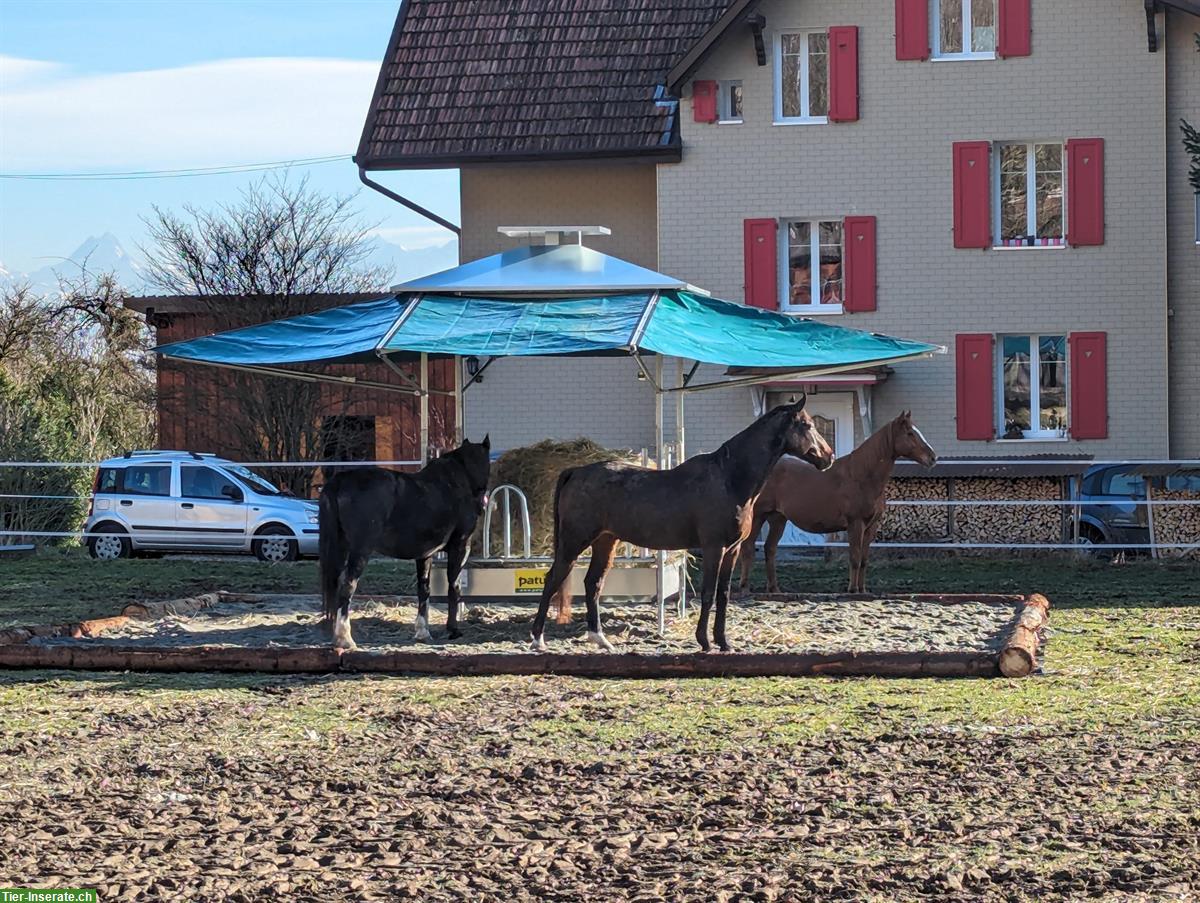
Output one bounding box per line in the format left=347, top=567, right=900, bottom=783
left=356, top=0, right=734, bottom=169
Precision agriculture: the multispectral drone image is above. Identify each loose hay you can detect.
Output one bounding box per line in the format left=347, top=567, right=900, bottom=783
left=481, top=438, right=646, bottom=555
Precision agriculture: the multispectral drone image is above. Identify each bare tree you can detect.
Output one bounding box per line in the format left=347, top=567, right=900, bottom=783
left=142, top=176, right=388, bottom=494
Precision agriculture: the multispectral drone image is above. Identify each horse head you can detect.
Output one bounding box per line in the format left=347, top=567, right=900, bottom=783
left=449, top=434, right=492, bottom=509
left=776, top=394, right=834, bottom=470
left=892, top=410, right=937, bottom=467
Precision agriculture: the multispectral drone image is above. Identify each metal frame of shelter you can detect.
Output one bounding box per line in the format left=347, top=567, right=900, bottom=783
left=156, top=241, right=943, bottom=631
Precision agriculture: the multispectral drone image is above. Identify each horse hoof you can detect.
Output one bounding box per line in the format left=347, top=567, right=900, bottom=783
left=718, top=644, right=735, bottom=653
left=587, top=630, right=615, bottom=653
left=529, top=634, right=548, bottom=653
left=413, top=628, right=432, bottom=642
left=333, top=639, right=358, bottom=653
left=446, top=629, right=463, bottom=641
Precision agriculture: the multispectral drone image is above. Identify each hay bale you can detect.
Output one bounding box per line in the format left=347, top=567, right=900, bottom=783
left=479, top=438, right=644, bottom=556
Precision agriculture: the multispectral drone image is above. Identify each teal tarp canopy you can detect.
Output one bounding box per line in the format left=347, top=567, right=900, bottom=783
left=156, top=290, right=940, bottom=378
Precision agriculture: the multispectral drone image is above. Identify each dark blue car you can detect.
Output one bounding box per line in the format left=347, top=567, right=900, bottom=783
left=1076, top=464, right=1149, bottom=551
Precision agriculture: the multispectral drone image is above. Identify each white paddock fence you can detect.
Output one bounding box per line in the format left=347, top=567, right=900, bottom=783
left=1, top=458, right=1199, bottom=556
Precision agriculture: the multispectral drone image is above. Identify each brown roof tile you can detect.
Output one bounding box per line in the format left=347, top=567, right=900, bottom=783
left=356, top=0, right=735, bottom=168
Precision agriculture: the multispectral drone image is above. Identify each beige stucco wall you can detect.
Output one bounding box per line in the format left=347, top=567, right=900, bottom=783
left=1166, top=9, right=1200, bottom=457
left=457, top=163, right=662, bottom=452
left=660, top=0, right=1172, bottom=459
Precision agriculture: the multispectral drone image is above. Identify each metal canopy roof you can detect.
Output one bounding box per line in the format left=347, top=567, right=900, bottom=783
left=394, top=244, right=699, bottom=295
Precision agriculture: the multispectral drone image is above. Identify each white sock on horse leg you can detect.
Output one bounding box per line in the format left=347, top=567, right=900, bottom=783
left=413, top=614, right=432, bottom=641
left=529, top=633, right=548, bottom=653
left=586, top=630, right=615, bottom=652
left=332, top=612, right=356, bottom=651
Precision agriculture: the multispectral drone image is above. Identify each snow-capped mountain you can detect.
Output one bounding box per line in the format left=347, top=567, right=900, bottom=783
left=1, top=233, right=460, bottom=296
left=2, top=233, right=148, bottom=294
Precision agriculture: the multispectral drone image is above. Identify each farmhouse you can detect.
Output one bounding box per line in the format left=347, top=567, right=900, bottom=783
left=356, top=0, right=1200, bottom=461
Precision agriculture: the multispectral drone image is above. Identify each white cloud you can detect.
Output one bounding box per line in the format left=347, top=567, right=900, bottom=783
left=0, top=56, right=378, bottom=170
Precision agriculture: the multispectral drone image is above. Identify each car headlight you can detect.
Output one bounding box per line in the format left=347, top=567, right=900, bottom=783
left=307, top=512, right=319, bottom=524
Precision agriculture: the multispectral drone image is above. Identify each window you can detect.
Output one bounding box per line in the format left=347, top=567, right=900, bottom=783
left=782, top=220, right=843, bottom=311
left=999, top=335, right=1066, bottom=439
left=996, top=142, right=1065, bottom=247
left=120, top=464, right=171, bottom=496
left=934, top=0, right=996, bottom=59
left=718, top=80, right=743, bottom=123
left=776, top=31, right=828, bottom=123
left=95, top=468, right=121, bottom=493
left=181, top=466, right=241, bottom=501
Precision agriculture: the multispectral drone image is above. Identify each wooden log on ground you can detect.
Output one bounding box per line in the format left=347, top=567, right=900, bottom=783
left=998, top=592, right=1051, bottom=678
left=122, top=592, right=221, bottom=620
left=75, top=615, right=131, bottom=638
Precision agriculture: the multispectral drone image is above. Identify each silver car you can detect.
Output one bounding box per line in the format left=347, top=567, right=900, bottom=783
left=85, top=451, right=319, bottom=562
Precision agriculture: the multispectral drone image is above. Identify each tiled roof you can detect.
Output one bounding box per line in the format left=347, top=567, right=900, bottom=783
left=356, top=0, right=735, bottom=168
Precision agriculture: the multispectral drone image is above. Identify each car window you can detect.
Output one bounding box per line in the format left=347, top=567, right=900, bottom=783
left=223, top=463, right=279, bottom=496
left=1165, top=474, right=1200, bottom=492
left=121, top=465, right=171, bottom=496
left=181, top=466, right=241, bottom=501
left=1104, top=471, right=1145, bottom=497
left=96, top=467, right=121, bottom=493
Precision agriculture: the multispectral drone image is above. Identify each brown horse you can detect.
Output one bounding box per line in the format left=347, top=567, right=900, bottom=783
left=737, top=410, right=937, bottom=594
left=529, top=397, right=834, bottom=653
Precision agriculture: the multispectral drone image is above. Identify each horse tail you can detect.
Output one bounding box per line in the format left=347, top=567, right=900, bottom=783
left=550, top=468, right=573, bottom=556
left=318, top=482, right=346, bottom=622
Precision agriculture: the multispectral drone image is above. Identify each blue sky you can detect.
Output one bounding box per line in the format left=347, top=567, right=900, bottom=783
left=0, top=0, right=460, bottom=275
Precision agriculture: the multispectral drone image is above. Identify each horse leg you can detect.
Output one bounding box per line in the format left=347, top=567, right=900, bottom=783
left=858, top=518, right=881, bottom=594
left=530, top=533, right=591, bottom=652
left=413, top=555, right=433, bottom=641
left=763, top=513, right=787, bottom=594
left=332, top=552, right=369, bottom=652
left=583, top=534, right=619, bottom=652
left=736, top=512, right=765, bottom=595
left=694, top=548, right=721, bottom=652
left=713, top=544, right=739, bottom=652
left=444, top=537, right=469, bottom=640
left=846, top=520, right=866, bottom=592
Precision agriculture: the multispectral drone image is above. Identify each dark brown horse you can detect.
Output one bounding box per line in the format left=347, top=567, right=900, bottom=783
left=737, top=410, right=937, bottom=594
left=529, top=398, right=834, bottom=653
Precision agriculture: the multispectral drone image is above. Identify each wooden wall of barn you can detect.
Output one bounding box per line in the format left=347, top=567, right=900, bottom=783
left=155, top=314, right=457, bottom=478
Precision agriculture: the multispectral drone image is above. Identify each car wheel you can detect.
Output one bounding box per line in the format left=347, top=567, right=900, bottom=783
left=253, top=525, right=298, bottom=563
left=1075, top=525, right=1110, bottom=559
left=88, top=523, right=131, bottom=561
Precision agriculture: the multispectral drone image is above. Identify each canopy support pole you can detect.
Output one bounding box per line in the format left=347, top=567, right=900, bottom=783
left=420, top=353, right=430, bottom=464
left=676, top=357, right=688, bottom=618
left=655, top=354, right=667, bottom=637
left=160, top=357, right=428, bottom=397
left=454, top=356, right=464, bottom=444
left=662, top=352, right=938, bottom=394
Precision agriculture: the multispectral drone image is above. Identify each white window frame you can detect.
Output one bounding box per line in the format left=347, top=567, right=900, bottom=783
left=779, top=218, right=844, bottom=315
left=717, top=80, right=743, bottom=123
left=773, top=30, right=829, bottom=125
left=992, top=141, right=1067, bottom=249
left=932, top=0, right=997, bottom=61
left=996, top=333, right=1069, bottom=441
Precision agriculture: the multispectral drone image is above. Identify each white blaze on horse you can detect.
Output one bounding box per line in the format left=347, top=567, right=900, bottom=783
left=737, top=410, right=937, bottom=594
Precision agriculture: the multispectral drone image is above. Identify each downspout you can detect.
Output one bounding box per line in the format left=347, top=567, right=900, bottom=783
left=357, top=166, right=461, bottom=237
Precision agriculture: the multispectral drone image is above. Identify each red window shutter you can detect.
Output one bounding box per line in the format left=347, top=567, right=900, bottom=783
left=693, top=80, right=717, bottom=123
left=956, top=334, right=995, bottom=440
left=828, top=26, right=859, bottom=122
left=744, top=218, right=778, bottom=310
left=953, top=142, right=992, bottom=249
left=997, top=0, right=1032, bottom=57
left=843, top=216, right=876, bottom=312
left=1066, top=138, right=1104, bottom=246
left=895, top=0, right=930, bottom=60
left=1069, top=332, right=1108, bottom=439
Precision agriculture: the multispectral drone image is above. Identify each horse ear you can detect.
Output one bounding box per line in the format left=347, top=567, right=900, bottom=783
left=482, top=433, right=491, bottom=450
left=791, top=392, right=807, bottom=411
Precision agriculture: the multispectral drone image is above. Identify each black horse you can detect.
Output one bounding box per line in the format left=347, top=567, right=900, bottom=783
left=318, top=436, right=491, bottom=651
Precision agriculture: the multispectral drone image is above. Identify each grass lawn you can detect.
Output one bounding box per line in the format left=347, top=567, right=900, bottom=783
left=1, top=550, right=1197, bottom=899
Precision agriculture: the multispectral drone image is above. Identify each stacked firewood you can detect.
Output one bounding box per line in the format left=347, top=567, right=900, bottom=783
left=955, top=477, right=1062, bottom=545
left=1149, top=489, right=1200, bottom=559
left=878, top=479, right=949, bottom=542
left=879, top=476, right=1064, bottom=547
